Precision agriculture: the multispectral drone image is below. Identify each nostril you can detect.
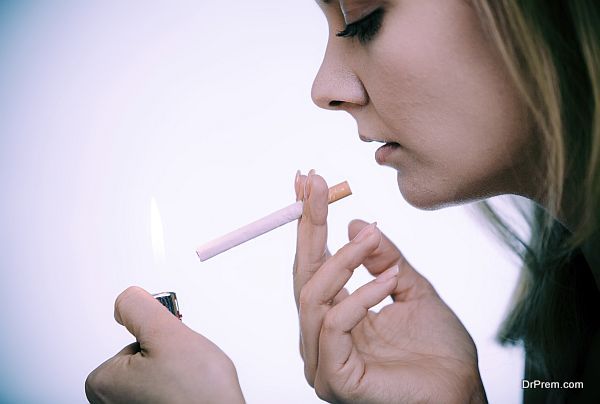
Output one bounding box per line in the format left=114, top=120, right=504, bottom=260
left=329, top=100, right=343, bottom=107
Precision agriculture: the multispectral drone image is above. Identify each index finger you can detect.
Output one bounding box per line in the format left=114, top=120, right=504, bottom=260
left=348, top=219, right=402, bottom=275
left=348, top=219, right=436, bottom=301
left=293, top=171, right=329, bottom=308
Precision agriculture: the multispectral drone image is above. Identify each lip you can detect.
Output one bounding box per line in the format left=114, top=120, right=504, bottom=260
left=375, top=143, right=401, bottom=165
left=359, top=133, right=389, bottom=143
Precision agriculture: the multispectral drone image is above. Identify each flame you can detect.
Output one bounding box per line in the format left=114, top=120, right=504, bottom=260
left=150, top=197, right=166, bottom=264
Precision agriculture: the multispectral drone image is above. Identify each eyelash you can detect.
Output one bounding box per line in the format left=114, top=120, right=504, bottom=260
left=336, top=8, right=384, bottom=44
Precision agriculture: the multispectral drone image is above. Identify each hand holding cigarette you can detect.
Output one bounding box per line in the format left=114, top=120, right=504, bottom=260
left=196, top=177, right=351, bottom=262
left=291, top=173, right=487, bottom=403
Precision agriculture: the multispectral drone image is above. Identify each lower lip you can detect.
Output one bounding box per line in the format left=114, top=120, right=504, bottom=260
left=375, top=143, right=401, bottom=164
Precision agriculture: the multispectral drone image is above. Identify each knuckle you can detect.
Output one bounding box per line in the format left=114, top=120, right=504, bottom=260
left=298, top=286, right=316, bottom=308
left=322, top=310, right=340, bottom=333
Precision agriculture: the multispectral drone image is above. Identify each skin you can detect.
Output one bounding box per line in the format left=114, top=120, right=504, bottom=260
left=85, top=287, right=245, bottom=404
left=293, top=171, right=487, bottom=403
left=291, top=0, right=544, bottom=402
left=294, top=0, right=596, bottom=402
left=312, top=0, right=540, bottom=209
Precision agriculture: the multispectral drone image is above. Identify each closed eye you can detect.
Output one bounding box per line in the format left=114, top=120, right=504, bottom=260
left=336, top=8, right=384, bottom=44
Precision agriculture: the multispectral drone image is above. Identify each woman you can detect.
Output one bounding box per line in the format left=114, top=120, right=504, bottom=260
left=86, top=0, right=600, bottom=402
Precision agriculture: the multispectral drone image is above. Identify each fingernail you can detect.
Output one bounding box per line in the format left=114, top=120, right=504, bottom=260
left=295, top=170, right=301, bottom=200
left=304, top=169, right=316, bottom=201
left=352, top=222, right=377, bottom=243
left=375, top=264, right=399, bottom=283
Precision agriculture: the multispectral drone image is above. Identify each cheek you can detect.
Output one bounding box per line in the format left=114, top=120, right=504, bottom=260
left=361, top=7, right=534, bottom=207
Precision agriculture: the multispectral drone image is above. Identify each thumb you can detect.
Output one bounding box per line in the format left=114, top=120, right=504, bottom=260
left=114, top=286, right=182, bottom=348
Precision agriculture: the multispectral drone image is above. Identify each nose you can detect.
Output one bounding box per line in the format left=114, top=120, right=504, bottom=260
left=311, top=39, right=368, bottom=111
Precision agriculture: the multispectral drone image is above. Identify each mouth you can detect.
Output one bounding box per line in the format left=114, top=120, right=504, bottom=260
left=374, top=142, right=401, bottom=164
left=359, top=134, right=386, bottom=143
left=359, top=134, right=401, bottom=165
left=359, top=134, right=399, bottom=145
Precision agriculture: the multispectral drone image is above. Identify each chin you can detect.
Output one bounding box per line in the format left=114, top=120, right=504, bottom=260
left=396, top=173, right=464, bottom=211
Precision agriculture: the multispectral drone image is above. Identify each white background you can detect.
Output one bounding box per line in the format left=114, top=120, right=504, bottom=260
left=0, top=1, right=523, bottom=402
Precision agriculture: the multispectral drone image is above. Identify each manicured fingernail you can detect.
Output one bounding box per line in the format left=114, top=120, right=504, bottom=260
left=304, top=169, right=316, bottom=201
left=352, top=222, right=377, bottom=243
left=375, top=264, right=399, bottom=283
left=295, top=170, right=301, bottom=200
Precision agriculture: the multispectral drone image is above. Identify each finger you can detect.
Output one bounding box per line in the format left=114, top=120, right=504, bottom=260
left=333, top=288, right=349, bottom=305
left=294, top=170, right=329, bottom=307
left=294, top=173, right=331, bottom=257
left=114, top=286, right=182, bottom=348
left=294, top=171, right=330, bottom=366
left=294, top=170, right=305, bottom=202
left=348, top=219, right=402, bottom=275
left=292, top=170, right=328, bottom=368
left=318, top=265, right=399, bottom=378
left=294, top=170, right=331, bottom=253
left=298, top=223, right=381, bottom=385
left=302, top=223, right=380, bottom=307
left=300, top=289, right=346, bottom=363
left=86, top=347, right=139, bottom=403
left=348, top=219, right=435, bottom=302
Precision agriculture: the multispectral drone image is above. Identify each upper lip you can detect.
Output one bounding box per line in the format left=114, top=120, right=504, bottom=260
left=359, top=134, right=394, bottom=144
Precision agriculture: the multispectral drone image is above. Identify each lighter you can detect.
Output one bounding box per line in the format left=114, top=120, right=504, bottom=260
left=152, top=291, right=182, bottom=320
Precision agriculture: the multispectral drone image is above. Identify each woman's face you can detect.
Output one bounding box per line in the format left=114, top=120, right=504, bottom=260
left=312, top=0, right=538, bottom=209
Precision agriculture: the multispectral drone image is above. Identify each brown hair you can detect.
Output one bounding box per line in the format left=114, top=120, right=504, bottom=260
left=471, top=0, right=600, bottom=383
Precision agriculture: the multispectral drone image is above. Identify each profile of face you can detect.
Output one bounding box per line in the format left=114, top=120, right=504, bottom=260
left=312, top=0, right=538, bottom=209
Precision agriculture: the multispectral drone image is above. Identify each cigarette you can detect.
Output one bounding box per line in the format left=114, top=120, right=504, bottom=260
left=196, top=181, right=352, bottom=262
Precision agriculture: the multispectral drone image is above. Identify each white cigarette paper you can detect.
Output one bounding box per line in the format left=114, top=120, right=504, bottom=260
left=196, top=181, right=352, bottom=262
